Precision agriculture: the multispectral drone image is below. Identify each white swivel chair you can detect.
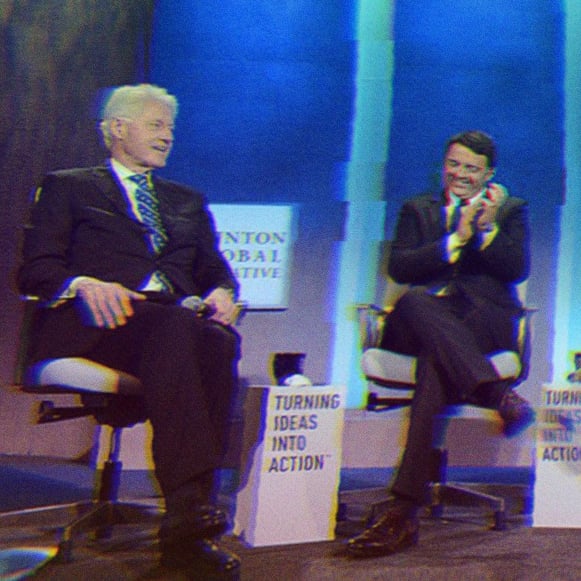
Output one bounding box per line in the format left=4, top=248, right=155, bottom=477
left=357, top=278, right=533, bottom=531
left=9, top=298, right=245, bottom=562
left=9, top=300, right=162, bottom=563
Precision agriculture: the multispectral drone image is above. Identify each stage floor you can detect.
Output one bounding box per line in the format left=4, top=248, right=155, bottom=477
left=0, top=456, right=576, bottom=580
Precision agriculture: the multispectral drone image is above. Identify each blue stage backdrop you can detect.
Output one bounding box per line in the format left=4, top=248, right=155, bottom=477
left=149, top=1, right=563, bottom=405
left=150, top=0, right=358, bottom=394
left=384, top=1, right=564, bottom=398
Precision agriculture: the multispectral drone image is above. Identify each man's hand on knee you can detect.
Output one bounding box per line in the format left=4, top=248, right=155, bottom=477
left=75, top=278, right=145, bottom=329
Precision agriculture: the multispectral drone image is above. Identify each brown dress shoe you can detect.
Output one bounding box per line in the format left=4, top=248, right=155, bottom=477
left=498, top=389, right=535, bottom=437
left=346, top=506, right=419, bottom=558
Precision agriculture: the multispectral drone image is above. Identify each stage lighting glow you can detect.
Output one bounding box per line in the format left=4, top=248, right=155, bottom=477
left=0, top=547, right=58, bottom=580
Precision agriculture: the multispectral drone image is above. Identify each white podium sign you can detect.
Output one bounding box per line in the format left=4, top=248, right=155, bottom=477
left=533, top=384, right=581, bottom=527
left=234, top=385, right=346, bottom=546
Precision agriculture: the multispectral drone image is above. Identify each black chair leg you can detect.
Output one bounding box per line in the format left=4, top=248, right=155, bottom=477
left=428, top=448, right=447, bottom=518
left=53, top=427, right=164, bottom=562
left=0, top=427, right=164, bottom=564
left=54, top=500, right=163, bottom=562
left=429, top=482, right=507, bottom=531
left=93, top=431, right=123, bottom=541
left=337, top=445, right=508, bottom=532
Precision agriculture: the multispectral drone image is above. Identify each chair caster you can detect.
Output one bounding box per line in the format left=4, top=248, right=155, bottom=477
left=492, top=510, right=507, bottom=531
left=336, top=502, right=348, bottom=522
left=56, top=539, right=73, bottom=563
left=430, top=503, right=444, bottom=519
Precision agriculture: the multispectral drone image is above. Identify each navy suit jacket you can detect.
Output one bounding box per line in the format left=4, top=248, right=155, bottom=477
left=18, top=165, right=238, bottom=300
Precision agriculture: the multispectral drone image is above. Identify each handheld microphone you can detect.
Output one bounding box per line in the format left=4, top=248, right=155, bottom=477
left=179, top=295, right=215, bottom=318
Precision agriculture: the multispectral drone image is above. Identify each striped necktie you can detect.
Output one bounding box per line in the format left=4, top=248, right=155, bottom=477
left=129, top=174, right=168, bottom=253
left=448, top=200, right=468, bottom=232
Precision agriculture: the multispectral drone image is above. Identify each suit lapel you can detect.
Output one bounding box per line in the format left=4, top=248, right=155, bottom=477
left=88, top=167, right=193, bottom=252
left=86, top=166, right=158, bottom=249
left=89, top=166, right=134, bottom=218
left=428, top=192, right=447, bottom=237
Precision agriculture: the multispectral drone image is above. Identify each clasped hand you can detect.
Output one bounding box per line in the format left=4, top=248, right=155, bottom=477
left=456, top=182, right=507, bottom=244
left=75, top=279, right=238, bottom=329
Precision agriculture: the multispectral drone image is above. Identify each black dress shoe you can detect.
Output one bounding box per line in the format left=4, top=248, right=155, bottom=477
left=161, top=538, right=241, bottom=579
left=498, top=389, right=535, bottom=437
left=346, top=505, right=419, bottom=558
left=160, top=504, right=230, bottom=547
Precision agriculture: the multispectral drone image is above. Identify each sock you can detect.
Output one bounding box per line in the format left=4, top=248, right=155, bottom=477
left=471, top=381, right=509, bottom=409
left=391, top=492, right=419, bottom=517
left=165, top=470, right=217, bottom=516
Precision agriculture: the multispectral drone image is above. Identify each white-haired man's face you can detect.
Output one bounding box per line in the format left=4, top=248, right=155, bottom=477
left=109, top=99, right=174, bottom=172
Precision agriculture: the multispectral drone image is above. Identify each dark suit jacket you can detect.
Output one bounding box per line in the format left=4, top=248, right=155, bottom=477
left=17, top=165, right=239, bottom=363
left=388, top=191, right=530, bottom=311
left=18, top=164, right=238, bottom=300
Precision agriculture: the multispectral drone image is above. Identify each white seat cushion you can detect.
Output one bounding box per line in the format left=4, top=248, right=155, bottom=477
left=362, top=348, right=521, bottom=390
left=27, top=357, right=143, bottom=396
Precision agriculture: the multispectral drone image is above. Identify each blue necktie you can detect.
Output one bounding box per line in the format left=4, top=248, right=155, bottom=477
left=129, top=174, right=168, bottom=253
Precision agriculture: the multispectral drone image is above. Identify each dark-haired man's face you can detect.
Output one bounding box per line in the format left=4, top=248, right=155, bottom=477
left=443, top=143, right=495, bottom=201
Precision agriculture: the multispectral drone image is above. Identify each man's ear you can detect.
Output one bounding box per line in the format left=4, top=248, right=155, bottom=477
left=109, top=117, right=127, bottom=139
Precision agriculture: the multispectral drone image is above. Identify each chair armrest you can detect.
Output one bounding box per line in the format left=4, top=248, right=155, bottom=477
left=13, top=297, right=41, bottom=386
left=356, top=303, right=391, bottom=351
left=515, top=305, right=537, bottom=383
left=233, top=301, right=249, bottom=325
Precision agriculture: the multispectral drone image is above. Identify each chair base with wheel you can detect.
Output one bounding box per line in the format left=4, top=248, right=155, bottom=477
left=7, top=341, right=164, bottom=563
left=355, top=300, right=534, bottom=531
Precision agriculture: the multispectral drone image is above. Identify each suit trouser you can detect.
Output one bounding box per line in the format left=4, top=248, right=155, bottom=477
left=29, top=300, right=241, bottom=501
left=379, top=286, right=517, bottom=503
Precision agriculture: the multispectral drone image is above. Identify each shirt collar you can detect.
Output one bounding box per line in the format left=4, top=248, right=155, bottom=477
left=109, top=158, right=151, bottom=182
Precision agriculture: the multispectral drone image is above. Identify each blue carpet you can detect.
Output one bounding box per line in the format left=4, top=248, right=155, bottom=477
left=0, top=456, right=160, bottom=512
left=338, top=466, right=535, bottom=491
left=0, top=456, right=534, bottom=513
left=0, top=465, right=91, bottom=512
